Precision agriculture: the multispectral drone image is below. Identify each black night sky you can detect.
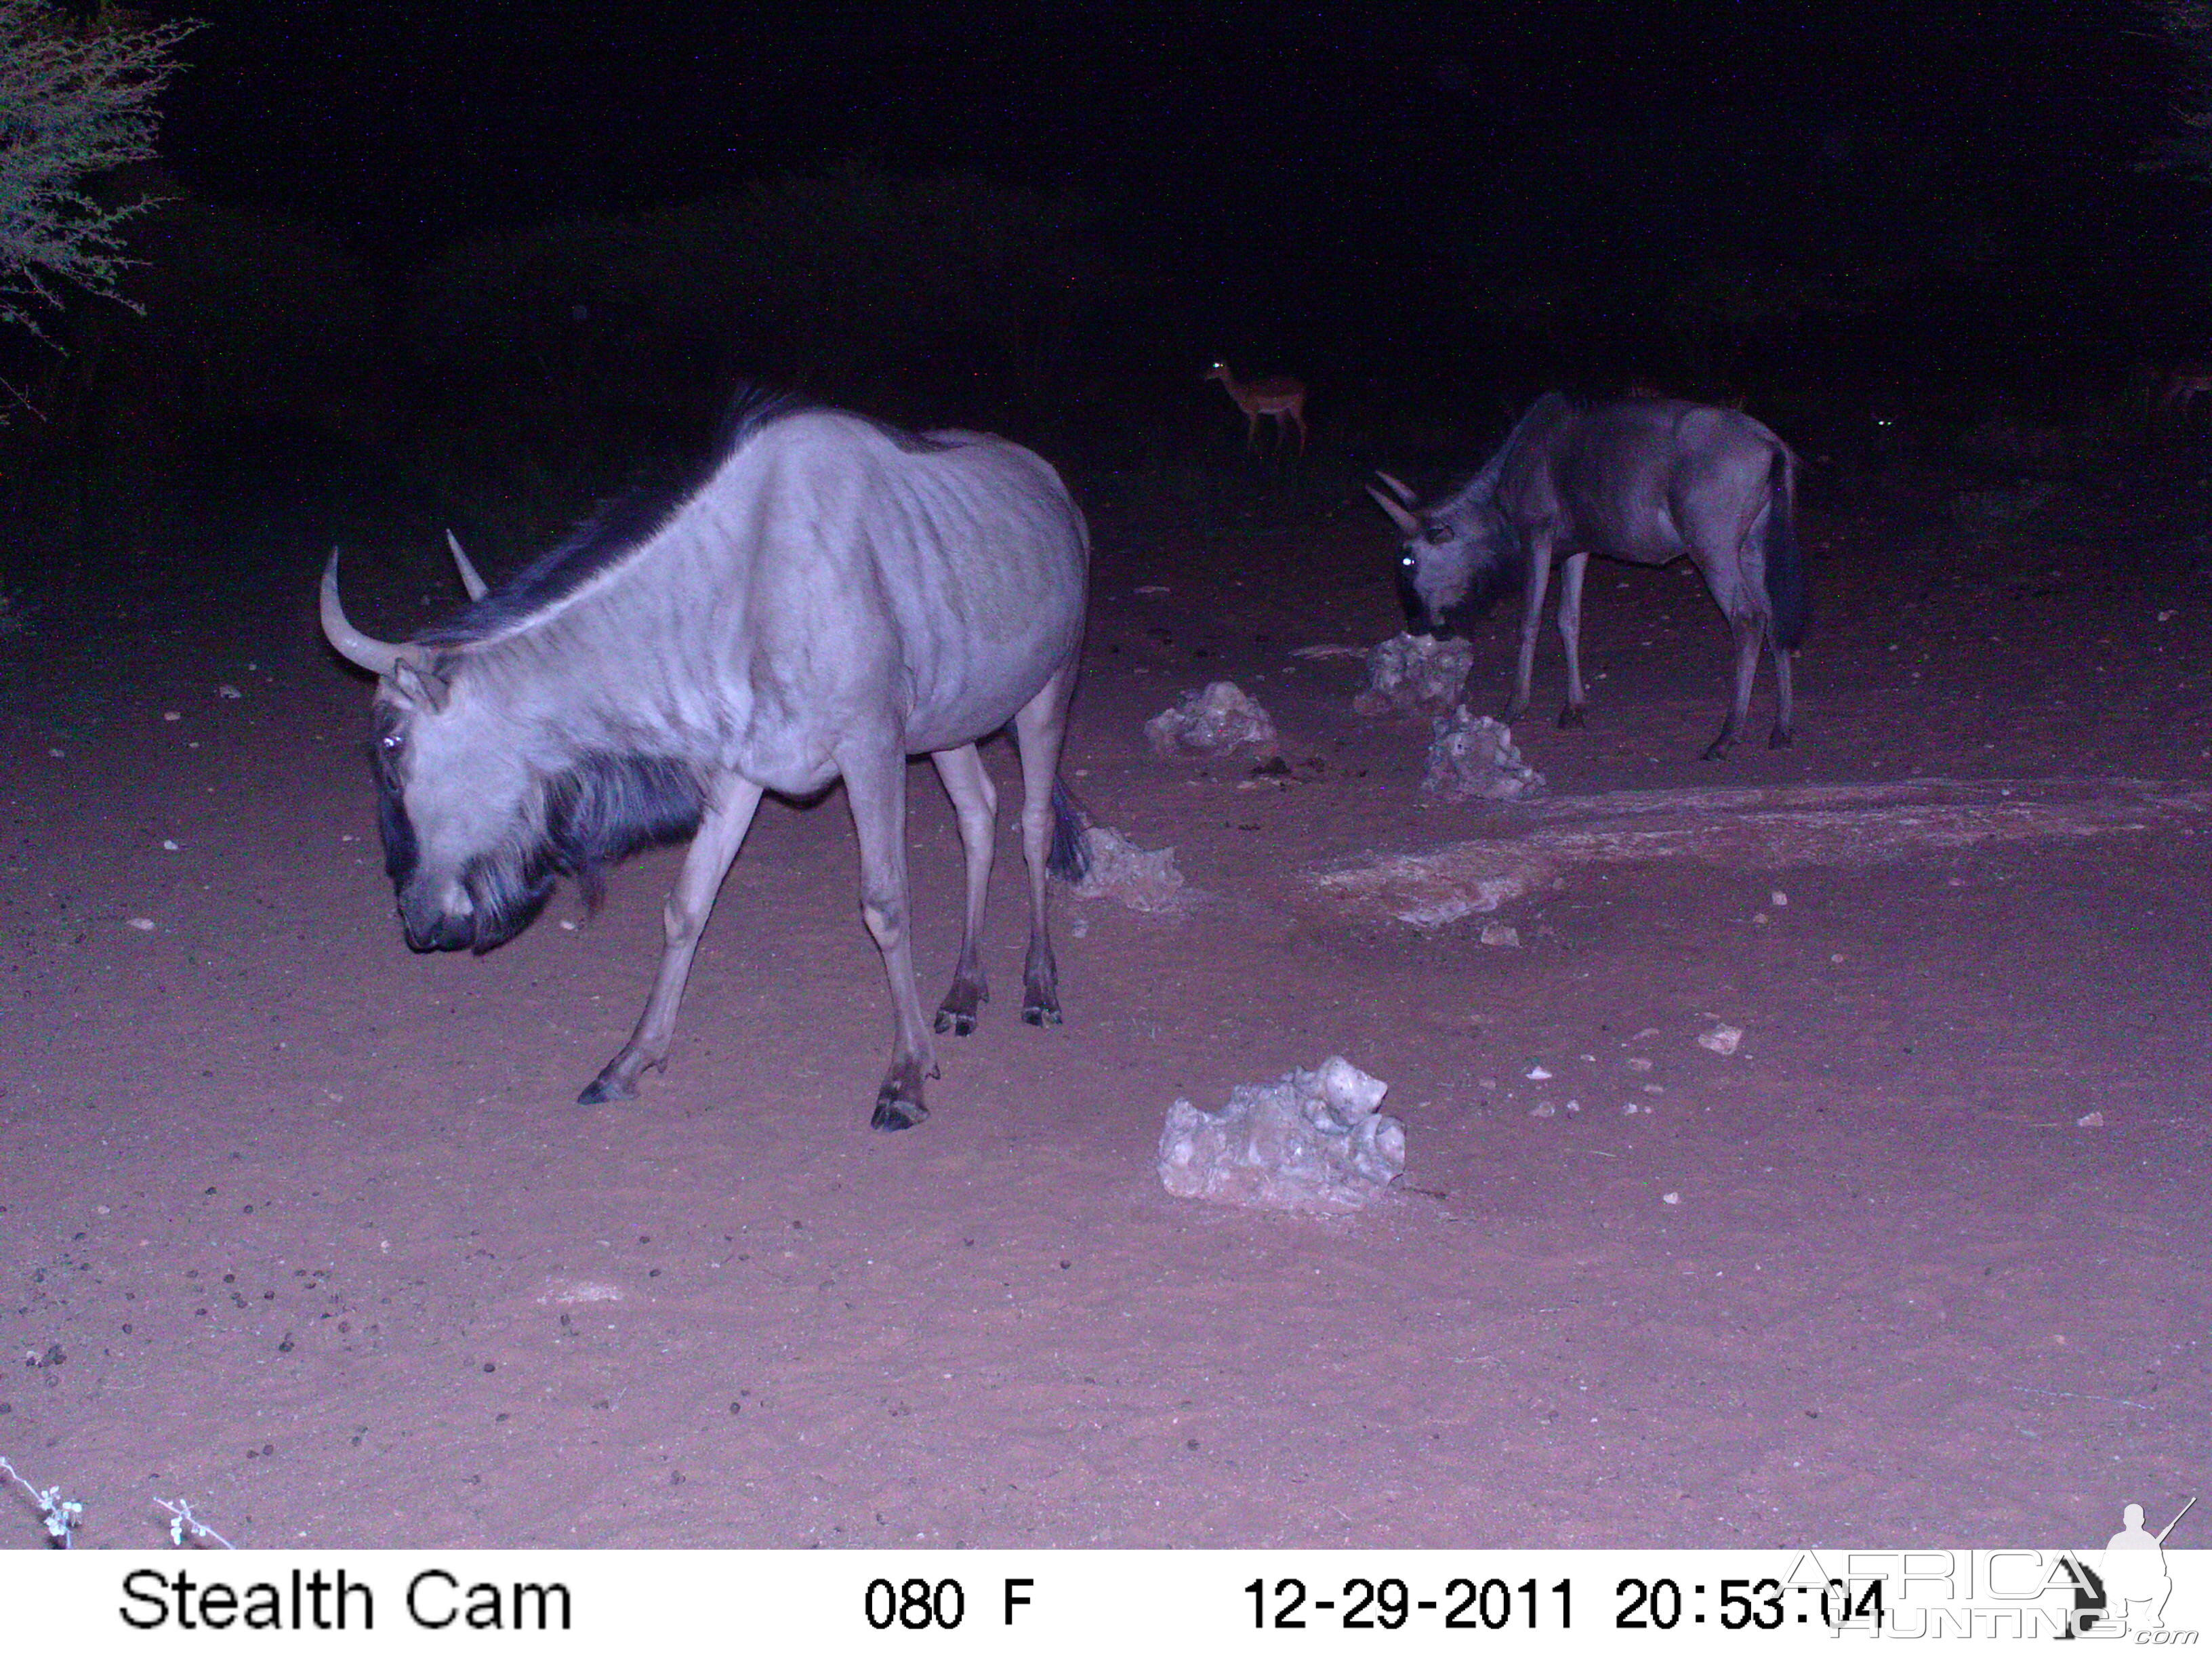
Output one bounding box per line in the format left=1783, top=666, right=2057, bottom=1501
left=13, top=0, right=2211, bottom=492
left=151, top=4, right=2184, bottom=271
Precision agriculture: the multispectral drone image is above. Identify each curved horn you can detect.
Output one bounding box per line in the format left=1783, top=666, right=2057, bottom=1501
left=1374, top=469, right=1417, bottom=506
left=1366, top=483, right=1420, bottom=536
left=445, top=529, right=487, bottom=600
left=319, top=549, right=405, bottom=677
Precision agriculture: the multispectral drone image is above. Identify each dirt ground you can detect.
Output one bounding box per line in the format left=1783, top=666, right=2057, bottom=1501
left=0, top=448, right=2204, bottom=1551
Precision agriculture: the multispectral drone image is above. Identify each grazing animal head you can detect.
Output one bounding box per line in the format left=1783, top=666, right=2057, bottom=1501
left=1365, top=470, right=1521, bottom=638
left=321, top=549, right=703, bottom=954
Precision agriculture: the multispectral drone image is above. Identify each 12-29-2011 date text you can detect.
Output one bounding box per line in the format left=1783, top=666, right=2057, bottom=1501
left=1247, top=1575, right=1571, bottom=1631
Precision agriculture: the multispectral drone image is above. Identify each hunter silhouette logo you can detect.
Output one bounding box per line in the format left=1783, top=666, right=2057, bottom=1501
left=2086, top=1496, right=2195, bottom=1637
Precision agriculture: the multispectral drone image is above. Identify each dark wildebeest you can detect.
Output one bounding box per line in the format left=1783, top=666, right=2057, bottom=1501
left=1369, top=392, right=1807, bottom=759
left=319, top=396, right=1091, bottom=1131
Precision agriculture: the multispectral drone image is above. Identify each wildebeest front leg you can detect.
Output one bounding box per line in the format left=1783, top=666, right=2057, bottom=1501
left=1554, top=550, right=1590, bottom=727
left=579, top=773, right=764, bottom=1104
left=1704, top=612, right=1766, bottom=760
left=1505, top=534, right=1556, bottom=722
left=843, top=744, right=938, bottom=1132
left=929, top=743, right=996, bottom=1037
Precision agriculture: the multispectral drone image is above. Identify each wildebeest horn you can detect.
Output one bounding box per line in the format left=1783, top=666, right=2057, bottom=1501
left=319, top=549, right=405, bottom=677
left=1366, top=483, right=1420, bottom=535
left=1373, top=470, right=1416, bottom=505
left=445, top=529, right=487, bottom=600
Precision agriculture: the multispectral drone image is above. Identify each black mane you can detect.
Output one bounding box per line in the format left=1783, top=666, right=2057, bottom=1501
left=419, top=386, right=811, bottom=647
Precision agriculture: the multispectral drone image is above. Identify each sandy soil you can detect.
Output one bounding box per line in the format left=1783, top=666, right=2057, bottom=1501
left=0, top=452, right=2203, bottom=1550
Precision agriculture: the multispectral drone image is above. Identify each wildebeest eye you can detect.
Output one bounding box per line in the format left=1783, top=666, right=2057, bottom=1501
left=1422, top=521, right=1454, bottom=545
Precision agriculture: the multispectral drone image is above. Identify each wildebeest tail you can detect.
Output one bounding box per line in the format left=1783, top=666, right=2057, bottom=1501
left=1762, top=449, right=1809, bottom=650
left=1047, top=775, right=1094, bottom=884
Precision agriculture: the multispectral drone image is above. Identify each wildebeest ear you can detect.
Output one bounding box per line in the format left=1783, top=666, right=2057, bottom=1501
left=388, top=657, right=452, bottom=714
left=1366, top=483, right=1420, bottom=535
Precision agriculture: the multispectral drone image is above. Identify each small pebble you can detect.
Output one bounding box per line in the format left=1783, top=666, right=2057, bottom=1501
left=1770, top=890, right=1788, bottom=907
left=163, top=840, right=180, bottom=852
left=2076, top=1111, right=2105, bottom=1128
left=163, top=711, right=181, bottom=722
left=1697, top=1023, right=1743, bottom=1057
left=1662, top=1191, right=1681, bottom=1205
left=127, top=918, right=155, bottom=931
left=1526, top=1065, right=1553, bottom=1080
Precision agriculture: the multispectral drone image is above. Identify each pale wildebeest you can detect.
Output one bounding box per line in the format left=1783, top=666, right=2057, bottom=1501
left=319, top=396, right=1090, bottom=1131
left=1369, top=392, right=1808, bottom=759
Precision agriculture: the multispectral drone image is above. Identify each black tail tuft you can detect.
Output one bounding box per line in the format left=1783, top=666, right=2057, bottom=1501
left=1046, top=775, right=1094, bottom=884
left=1763, top=450, right=1810, bottom=650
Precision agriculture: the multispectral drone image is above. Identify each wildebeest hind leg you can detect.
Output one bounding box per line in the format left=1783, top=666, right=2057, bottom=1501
left=842, top=743, right=937, bottom=1131
left=1768, top=644, right=1795, bottom=747
left=579, top=774, right=764, bottom=1104
left=1703, top=613, right=1765, bottom=760
left=1012, top=665, right=1078, bottom=1027
left=929, top=743, right=996, bottom=1036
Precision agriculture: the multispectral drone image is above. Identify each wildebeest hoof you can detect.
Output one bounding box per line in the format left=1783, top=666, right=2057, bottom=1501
left=577, top=1072, right=638, bottom=1105
left=1021, top=1000, right=1062, bottom=1027
left=870, top=1091, right=929, bottom=1132
left=1769, top=726, right=1794, bottom=749
left=933, top=1004, right=978, bottom=1038
left=1557, top=704, right=1586, bottom=729
left=1700, top=740, right=1734, bottom=762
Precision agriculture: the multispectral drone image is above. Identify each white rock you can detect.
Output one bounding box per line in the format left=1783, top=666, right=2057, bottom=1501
left=1072, top=825, right=1188, bottom=914
left=1158, top=1057, right=1405, bottom=1214
left=1145, top=681, right=1277, bottom=759
left=1353, top=632, right=1475, bottom=716
left=1422, top=708, right=1544, bottom=803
